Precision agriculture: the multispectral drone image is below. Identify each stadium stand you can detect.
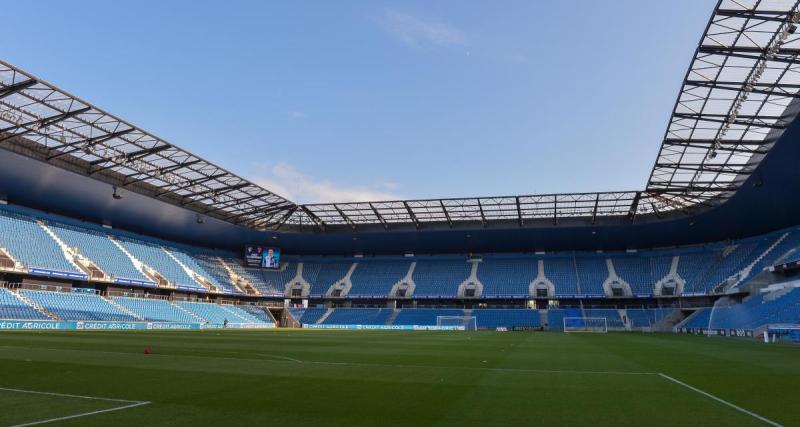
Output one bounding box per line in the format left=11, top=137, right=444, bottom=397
left=473, top=309, right=540, bottom=329
left=220, top=304, right=268, bottom=324
left=0, top=287, right=49, bottom=320
left=289, top=307, right=328, bottom=325
left=236, top=305, right=275, bottom=323
left=543, top=258, right=579, bottom=296
left=411, top=260, right=471, bottom=297
left=348, top=261, right=410, bottom=297
left=583, top=309, right=625, bottom=329
left=546, top=308, right=581, bottom=331
left=681, top=288, right=800, bottom=331
left=575, top=257, right=609, bottom=296
left=626, top=308, right=673, bottom=329
left=174, top=301, right=242, bottom=324
left=301, top=262, right=353, bottom=296
left=613, top=256, right=658, bottom=295
left=21, top=289, right=137, bottom=321
left=112, top=296, right=198, bottom=323
left=392, top=308, right=465, bottom=326
left=0, top=210, right=81, bottom=274
left=48, top=222, right=149, bottom=282
left=190, top=255, right=240, bottom=293
left=238, top=261, right=296, bottom=296
left=117, top=238, right=199, bottom=287
left=477, top=258, right=537, bottom=297
left=321, top=308, right=393, bottom=325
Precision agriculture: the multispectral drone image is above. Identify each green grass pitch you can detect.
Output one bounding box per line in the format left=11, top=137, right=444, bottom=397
left=0, top=330, right=797, bottom=426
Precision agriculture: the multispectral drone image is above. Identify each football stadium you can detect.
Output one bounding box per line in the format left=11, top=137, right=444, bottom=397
left=1, top=1, right=800, bottom=426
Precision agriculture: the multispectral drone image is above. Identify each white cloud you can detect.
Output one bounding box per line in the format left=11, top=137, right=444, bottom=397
left=254, top=162, right=402, bottom=204
left=379, top=10, right=466, bottom=48
left=288, top=110, right=306, bottom=119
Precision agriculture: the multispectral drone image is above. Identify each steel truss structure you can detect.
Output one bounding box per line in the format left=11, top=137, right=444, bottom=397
left=1, top=0, right=800, bottom=232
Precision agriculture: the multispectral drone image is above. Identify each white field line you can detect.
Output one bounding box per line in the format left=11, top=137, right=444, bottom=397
left=0, top=387, right=150, bottom=427
left=658, top=373, right=782, bottom=427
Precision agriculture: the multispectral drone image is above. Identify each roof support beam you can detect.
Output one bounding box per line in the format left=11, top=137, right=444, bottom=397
left=0, top=79, right=37, bottom=99
left=477, top=199, right=487, bottom=228
left=403, top=201, right=420, bottom=229
left=87, top=146, right=171, bottom=174
left=672, top=113, right=786, bottom=130
left=368, top=202, right=389, bottom=230
left=515, top=196, right=523, bottom=227
left=299, top=205, right=327, bottom=231
left=46, top=128, right=135, bottom=160
left=685, top=79, right=800, bottom=98
left=0, top=107, right=91, bottom=142
left=628, top=191, right=642, bottom=222
left=122, top=159, right=202, bottom=187
left=271, top=206, right=299, bottom=230
left=333, top=204, right=357, bottom=231
left=440, top=200, right=453, bottom=228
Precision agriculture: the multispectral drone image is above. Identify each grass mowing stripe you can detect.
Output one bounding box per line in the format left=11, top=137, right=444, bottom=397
left=10, top=401, right=151, bottom=427
left=0, top=344, right=655, bottom=375
left=657, top=373, right=783, bottom=427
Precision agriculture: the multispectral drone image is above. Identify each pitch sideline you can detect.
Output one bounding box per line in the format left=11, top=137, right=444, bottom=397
left=657, top=373, right=782, bottom=427
left=0, top=387, right=150, bottom=427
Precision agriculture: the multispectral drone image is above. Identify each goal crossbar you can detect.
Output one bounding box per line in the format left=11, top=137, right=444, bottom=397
left=436, top=315, right=477, bottom=331
left=563, top=316, right=608, bottom=333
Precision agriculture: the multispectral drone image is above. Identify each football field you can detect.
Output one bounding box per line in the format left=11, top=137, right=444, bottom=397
left=0, top=330, right=796, bottom=426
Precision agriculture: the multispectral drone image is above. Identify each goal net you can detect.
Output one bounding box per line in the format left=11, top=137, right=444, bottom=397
left=563, top=317, right=608, bottom=333
left=436, top=316, right=477, bottom=331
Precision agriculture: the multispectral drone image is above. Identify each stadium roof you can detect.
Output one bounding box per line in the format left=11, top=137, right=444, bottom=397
left=2, top=0, right=800, bottom=233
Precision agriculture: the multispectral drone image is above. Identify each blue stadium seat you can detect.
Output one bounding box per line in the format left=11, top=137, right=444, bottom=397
left=49, top=222, right=148, bottom=282
left=477, top=258, right=536, bottom=297
left=322, top=308, right=393, bottom=325
left=21, top=289, right=137, bottom=321
left=392, top=308, right=465, bottom=326
left=289, top=307, right=328, bottom=325
left=0, top=211, right=81, bottom=274
left=411, top=260, right=471, bottom=297
left=0, top=287, right=48, bottom=320
left=348, top=261, right=410, bottom=297
left=112, top=296, right=197, bottom=323
left=117, top=238, right=198, bottom=287
left=473, top=309, right=540, bottom=329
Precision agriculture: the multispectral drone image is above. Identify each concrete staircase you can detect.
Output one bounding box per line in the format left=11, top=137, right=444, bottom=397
left=217, top=257, right=260, bottom=296
left=104, top=296, right=143, bottom=320
left=163, top=249, right=219, bottom=292
left=219, top=304, right=252, bottom=323
left=38, top=221, right=106, bottom=279
left=171, top=301, right=206, bottom=323
left=12, top=289, right=58, bottom=320
left=0, top=247, right=24, bottom=272
left=316, top=307, right=334, bottom=325
left=725, top=232, right=791, bottom=291
left=385, top=308, right=401, bottom=325
left=109, top=237, right=167, bottom=287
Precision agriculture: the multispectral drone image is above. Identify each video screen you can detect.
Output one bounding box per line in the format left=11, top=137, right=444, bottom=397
left=244, top=246, right=281, bottom=269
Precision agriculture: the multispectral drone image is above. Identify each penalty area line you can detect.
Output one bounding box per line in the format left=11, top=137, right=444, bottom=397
left=657, top=373, right=782, bottom=427
left=0, top=387, right=150, bottom=427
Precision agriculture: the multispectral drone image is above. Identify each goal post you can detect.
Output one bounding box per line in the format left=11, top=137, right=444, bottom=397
left=563, top=317, right=608, bottom=333
left=436, top=315, right=477, bottom=331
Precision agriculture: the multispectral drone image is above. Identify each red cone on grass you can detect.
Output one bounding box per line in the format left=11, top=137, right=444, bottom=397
left=144, top=346, right=152, bottom=355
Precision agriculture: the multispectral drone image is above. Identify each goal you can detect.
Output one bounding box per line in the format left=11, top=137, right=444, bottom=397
left=436, top=315, right=477, bottom=331
left=563, top=317, right=608, bottom=333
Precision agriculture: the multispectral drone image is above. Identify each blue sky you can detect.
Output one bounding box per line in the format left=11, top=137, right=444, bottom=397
left=2, top=0, right=713, bottom=203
